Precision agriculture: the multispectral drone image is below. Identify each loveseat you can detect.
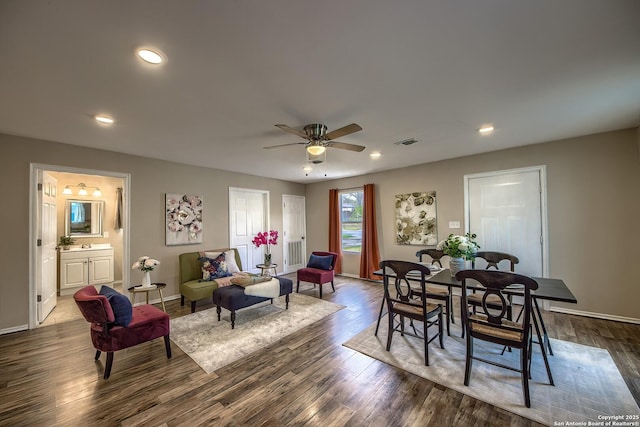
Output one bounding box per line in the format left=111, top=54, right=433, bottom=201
left=179, top=248, right=244, bottom=313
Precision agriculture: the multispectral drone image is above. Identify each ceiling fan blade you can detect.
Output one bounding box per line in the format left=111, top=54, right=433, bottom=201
left=263, top=142, right=307, bottom=149
left=274, top=124, right=307, bottom=139
left=326, top=141, right=366, bottom=152
left=325, top=123, right=362, bottom=140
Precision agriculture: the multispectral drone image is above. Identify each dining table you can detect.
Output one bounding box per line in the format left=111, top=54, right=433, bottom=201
left=372, top=267, right=578, bottom=386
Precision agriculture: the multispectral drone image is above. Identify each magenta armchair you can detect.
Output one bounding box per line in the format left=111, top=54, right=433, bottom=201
left=73, top=285, right=171, bottom=379
left=296, top=251, right=338, bottom=299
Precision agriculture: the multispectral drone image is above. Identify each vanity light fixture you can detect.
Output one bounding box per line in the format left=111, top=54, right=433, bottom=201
left=478, top=125, right=495, bottom=135
left=63, top=183, right=102, bottom=197
left=137, top=48, right=164, bottom=64
left=95, top=115, right=115, bottom=125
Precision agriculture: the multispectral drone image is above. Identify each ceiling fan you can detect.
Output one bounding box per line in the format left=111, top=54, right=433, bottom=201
left=265, top=123, right=365, bottom=155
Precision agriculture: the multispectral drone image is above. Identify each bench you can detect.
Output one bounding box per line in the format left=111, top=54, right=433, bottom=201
left=212, top=277, right=293, bottom=328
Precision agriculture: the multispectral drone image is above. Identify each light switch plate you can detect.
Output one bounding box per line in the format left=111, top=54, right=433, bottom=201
left=448, top=221, right=461, bottom=229
left=103, top=231, right=109, bottom=238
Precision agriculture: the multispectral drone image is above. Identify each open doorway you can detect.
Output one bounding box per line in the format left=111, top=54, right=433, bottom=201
left=29, top=163, right=130, bottom=329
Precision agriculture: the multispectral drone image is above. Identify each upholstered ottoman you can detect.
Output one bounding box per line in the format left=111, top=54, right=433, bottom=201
left=212, top=277, right=293, bottom=329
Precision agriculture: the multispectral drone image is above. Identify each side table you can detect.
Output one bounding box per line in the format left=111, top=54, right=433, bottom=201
left=128, top=282, right=167, bottom=312
left=256, top=263, right=278, bottom=277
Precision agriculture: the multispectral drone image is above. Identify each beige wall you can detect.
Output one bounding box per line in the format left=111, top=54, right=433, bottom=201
left=0, top=133, right=304, bottom=331
left=305, top=128, right=640, bottom=320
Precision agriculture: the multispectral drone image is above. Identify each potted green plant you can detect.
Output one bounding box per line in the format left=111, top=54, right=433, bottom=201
left=58, top=235, right=75, bottom=250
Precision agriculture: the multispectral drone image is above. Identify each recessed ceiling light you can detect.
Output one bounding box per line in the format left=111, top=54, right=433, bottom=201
left=137, top=48, right=164, bottom=64
left=95, top=115, right=114, bottom=125
left=478, top=125, right=494, bottom=134
left=370, top=152, right=381, bottom=159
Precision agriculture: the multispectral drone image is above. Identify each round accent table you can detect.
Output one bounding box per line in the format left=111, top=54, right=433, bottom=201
left=256, top=263, right=277, bottom=277
left=128, top=282, right=167, bottom=312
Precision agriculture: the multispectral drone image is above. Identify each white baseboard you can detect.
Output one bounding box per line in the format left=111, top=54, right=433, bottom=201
left=132, top=293, right=181, bottom=307
left=549, top=306, right=640, bottom=324
left=0, top=324, right=29, bottom=335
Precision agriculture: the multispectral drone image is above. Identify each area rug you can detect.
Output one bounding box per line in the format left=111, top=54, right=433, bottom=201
left=170, top=293, right=344, bottom=374
left=343, top=321, right=639, bottom=426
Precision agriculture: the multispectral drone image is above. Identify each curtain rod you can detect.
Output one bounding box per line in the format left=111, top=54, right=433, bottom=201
left=333, top=184, right=372, bottom=192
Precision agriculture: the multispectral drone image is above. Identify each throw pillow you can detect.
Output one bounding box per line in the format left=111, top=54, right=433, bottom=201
left=99, top=285, right=133, bottom=327
left=205, top=250, right=241, bottom=274
left=199, top=252, right=232, bottom=281
left=307, top=254, right=333, bottom=270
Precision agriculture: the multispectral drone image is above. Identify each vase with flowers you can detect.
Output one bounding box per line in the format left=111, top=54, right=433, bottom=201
left=436, top=232, right=480, bottom=276
left=132, top=256, right=160, bottom=287
left=252, top=230, right=278, bottom=266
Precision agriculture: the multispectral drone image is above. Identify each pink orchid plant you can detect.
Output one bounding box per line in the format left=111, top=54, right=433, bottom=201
left=251, top=230, right=279, bottom=255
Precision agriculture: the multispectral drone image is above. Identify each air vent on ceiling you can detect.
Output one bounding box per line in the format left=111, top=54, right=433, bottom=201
left=393, top=138, right=421, bottom=146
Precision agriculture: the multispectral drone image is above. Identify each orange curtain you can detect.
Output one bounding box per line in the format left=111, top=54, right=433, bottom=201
left=359, top=183, right=381, bottom=279
left=328, top=188, right=342, bottom=273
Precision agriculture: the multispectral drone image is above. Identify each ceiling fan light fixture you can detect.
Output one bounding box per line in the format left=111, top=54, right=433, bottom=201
left=307, top=145, right=326, bottom=156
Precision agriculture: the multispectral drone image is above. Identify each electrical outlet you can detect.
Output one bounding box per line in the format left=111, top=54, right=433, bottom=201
left=448, top=221, right=461, bottom=229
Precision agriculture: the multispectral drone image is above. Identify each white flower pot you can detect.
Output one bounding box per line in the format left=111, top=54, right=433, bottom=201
left=449, top=257, right=465, bottom=277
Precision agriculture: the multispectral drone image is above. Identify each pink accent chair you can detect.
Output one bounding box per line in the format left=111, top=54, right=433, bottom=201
left=73, top=285, right=171, bottom=379
left=296, top=251, right=338, bottom=299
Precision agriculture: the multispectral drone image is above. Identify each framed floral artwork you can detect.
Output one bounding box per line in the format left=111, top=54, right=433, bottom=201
left=165, top=194, right=203, bottom=245
left=395, top=191, right=437, bottom=245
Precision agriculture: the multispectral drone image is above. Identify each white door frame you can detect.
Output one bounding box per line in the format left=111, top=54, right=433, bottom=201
left=29, top=163, right=131, bottom=329
left=464, top=165, right=549, bottom=278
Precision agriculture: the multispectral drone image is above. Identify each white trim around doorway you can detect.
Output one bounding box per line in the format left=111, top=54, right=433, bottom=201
left=28, top=163, right=131, bottom=330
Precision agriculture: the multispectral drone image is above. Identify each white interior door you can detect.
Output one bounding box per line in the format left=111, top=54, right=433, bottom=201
left=283, top=195, right=306, bottom=273
left=229, top=188, right=268, bottom=274
left=38, top=171, right=57, bottom=322
left=465, top=166, right=547, bottom=278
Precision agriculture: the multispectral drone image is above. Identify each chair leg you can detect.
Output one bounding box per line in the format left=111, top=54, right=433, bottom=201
left=180, top=295, right=185, bottom=306
left=104, top=352, right=114, bottom=379
left=296, top=279, right=300, bottom=293
left=438, top=310, right=444, bottom=349
left=164, top=335, right=172, bottom=359
left=374, top=296, right=386, bottom=337
left=464, top=334, right=473, bottom=386
left=331, top=280, right=335, bottom=292
left=94, top=350, right=101, bottom=360
left=285, top=293, right=290, bottom=309
left=521, top=345, right=531, bottom=408
left=386, top=312, right=394, bottom=351
left=190, top=301, right=196, bottom=313
left=445, top=297, right=451, bottom=336
left=216, top=305, right=221, bottom=321
left=230, top=311, right=236, bottom=329
left=319, top=283, right=323, bottom=299
left=423, top=322, right=430, bottom=366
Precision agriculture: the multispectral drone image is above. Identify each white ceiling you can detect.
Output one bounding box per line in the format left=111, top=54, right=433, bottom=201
left=1, top=0, right=639, bottom=183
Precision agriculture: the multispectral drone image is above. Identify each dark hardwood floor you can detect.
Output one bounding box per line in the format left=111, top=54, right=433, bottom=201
left=1, top=275, right=638, bottom=426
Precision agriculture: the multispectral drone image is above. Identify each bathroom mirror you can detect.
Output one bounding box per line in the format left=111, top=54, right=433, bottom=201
left=65, top=199, right=104, bottom=237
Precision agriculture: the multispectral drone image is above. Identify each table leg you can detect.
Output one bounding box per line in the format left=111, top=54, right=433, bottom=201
left=145, top=291, right=149, bottom=304
left=158, top=289, right=166, bottom=312
left=533, top=297, right=553, bottom=355
left=531, top=307, right=554, bottom=385
left=375, top=297, right=386, bottom=336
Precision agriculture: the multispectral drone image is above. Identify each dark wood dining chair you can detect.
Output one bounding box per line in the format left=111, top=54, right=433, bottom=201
left=415, top=248, right=446, bottom=268
left=379, top=260, right=444, bottom=366
left=463, top=251, right=520, bottom=337
left=456, top=269, right=537, bottom=407
left=414, top=249, right=453, bottom=335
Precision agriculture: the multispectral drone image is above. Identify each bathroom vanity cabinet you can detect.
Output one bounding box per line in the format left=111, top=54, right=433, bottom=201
left=59, top=246, right=114, bottom=295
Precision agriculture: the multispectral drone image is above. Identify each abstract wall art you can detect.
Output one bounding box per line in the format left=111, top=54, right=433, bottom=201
left=395, top=191, right=437, bottom=245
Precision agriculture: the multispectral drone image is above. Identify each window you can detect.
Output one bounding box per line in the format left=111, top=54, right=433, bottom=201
left=340, top=189, right=363, bottom=253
